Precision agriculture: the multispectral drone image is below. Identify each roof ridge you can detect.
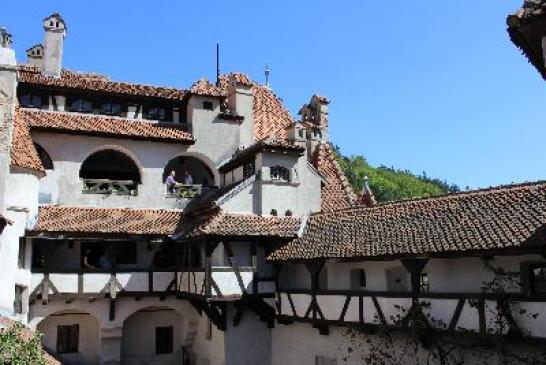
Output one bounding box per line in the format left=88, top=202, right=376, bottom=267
left=20, top=108, right=169, bottom=126
left=331, top=179, right=546, bottom=214
left=39, top=204, right=183, bottom=213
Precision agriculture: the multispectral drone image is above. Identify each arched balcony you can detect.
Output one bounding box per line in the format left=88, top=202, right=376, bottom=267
left=80, top=149, right=141, bottom=196
left=163, top=155, right=217, bottom=198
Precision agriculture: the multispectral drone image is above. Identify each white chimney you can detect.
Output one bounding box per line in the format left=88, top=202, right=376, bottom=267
left=42, top=13, right=67, bottom=77
left=26, top=44, right=44, bottom=67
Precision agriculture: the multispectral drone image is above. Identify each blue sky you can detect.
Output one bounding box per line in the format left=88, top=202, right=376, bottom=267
left=3, top=0, right=544, bottom=189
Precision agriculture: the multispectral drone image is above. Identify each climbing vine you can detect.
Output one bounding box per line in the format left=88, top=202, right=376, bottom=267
left=340, top=257, right=546, bottom=365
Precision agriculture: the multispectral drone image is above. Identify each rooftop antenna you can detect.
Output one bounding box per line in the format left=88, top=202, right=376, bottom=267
left=265, top=63, right=270, bottom=88
left=216, top=43, right=220, bottom=87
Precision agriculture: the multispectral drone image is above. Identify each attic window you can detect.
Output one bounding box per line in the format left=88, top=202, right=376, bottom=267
left=270, top=166, right=290, bottom=182
left=145, top=107, right=169, bottom=121
left=270, top=209, right=278, bottom=216
left=69, top=99, right=93, bottom=113
left=101, top=102, right=122, bottom=116
left=285, top=210, right=293, bottom=216
left=19, top=94, right=42, bottom=108
left=202, top=101, right=214, bottom=110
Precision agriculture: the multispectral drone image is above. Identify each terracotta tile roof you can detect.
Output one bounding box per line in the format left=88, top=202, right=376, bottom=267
left=18, top=108, right=194, bottom=143
left=31, top=205, right=183, bottom=236
left=507, top=1, right=546, bottom=80
left=252, top=85, right=294, bottom=140
left=511, top=0, right=546, bottom=20
left=0, top=316, right=60, bottom=364
left=312, top=143, right=356, bottom=211
left=218, top=138, right=305, bottom=173
left=269, top=181, right=546, bottom=261
left=189, top=79, right=225, bottom=97
left=182, top=211, right=302, bottom=239
left=18, top=66, right=186, bottom=100
left=10, top=112, right=45, bottom=173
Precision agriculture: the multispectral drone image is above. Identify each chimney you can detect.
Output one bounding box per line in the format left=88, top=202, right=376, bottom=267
left=227, top=73, right=254, bottom=148
left=26, top=44, right=44, bottom=67
left=299, top=94, right=329, bottom=142
left=358, top=176, right=376, bottom=207
left=42, top=13, right=67, bottom=77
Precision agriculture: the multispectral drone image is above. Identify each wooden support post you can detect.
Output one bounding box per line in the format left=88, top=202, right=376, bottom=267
left=204, top=240, right=212, bottom=298
left=251, top=242, right=258, bottom=294
left=401, top=258, right=429, bottom=300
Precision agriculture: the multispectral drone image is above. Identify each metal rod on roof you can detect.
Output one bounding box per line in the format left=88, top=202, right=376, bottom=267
left=216, top=43, right=220, bottom=87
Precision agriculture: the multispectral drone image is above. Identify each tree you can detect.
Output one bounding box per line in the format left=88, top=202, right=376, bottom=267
left=0, top=321, right=47, bottom=365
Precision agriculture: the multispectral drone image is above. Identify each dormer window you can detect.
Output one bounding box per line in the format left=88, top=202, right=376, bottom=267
left=145, top=107, right=169, bottom=121
left=19, top=94, right=42, bottom=108
left=69, top=99, right=93, bottom=113
left=270, top=166, right=290, bottom=182
left=101, top=102, right=122, bottom=116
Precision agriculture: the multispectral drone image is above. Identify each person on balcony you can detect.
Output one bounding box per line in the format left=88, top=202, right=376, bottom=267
left=183, top=170, right=194, bottom=185
left=165, top=170, right=180, bottom=194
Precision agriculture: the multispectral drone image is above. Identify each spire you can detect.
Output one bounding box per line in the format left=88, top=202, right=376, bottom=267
left=265, top=64, right=270, bottom=88
left=358, top=176, right=376, bottom=207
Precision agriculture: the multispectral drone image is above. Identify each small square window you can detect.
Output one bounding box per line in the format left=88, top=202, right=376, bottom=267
left=202, top=101, right=214, bottom=111
left=57, top=324, right=79, bottom=354
left=156, top=326, right=173, bottom=354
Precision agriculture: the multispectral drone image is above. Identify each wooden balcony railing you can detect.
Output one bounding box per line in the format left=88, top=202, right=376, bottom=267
left=82, top=179, right=137, bottom=196
left=276, top=289, right=546, bottom=339
left=165, top=184, right=202, bottom=198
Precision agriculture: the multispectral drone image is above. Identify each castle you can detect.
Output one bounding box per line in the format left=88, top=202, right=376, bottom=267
left=0, top=3, right=544, bottom=364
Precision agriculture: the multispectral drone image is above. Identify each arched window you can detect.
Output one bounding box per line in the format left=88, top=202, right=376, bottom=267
left=162, top=156, right=215, bottom=186
left=34, top=143, right=53, bottom=170
left=270, top=166, right=290, bottom=182
left=80, top=149, right=140, bottom=194
left=285, top=210, right=293, bottom=216
left=19, top=94, right=43, bottom=108
left=69, top=99, right=93, bottom=113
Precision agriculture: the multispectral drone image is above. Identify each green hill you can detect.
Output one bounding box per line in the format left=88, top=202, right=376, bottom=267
left=332, top=145, right=460, bottom=203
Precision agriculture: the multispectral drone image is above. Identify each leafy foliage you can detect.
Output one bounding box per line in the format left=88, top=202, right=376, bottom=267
left=331, top=144, right=460, bottom=202
left=0, top=321, right=46, bottom=365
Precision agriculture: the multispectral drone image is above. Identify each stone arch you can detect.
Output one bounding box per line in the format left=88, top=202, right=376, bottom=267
left=163, top=151, right=219, bottom=186
left=80, top=148, right=141, bottom=184
left=82, top=144, right=143, bottom=179
left=121, top=305, right=189, bottom=363
left=35, top=309, right=101, bottom=364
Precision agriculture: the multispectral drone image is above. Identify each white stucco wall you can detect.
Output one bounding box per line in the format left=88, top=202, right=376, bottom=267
left=0, top=171, right=40, bottom=320
left=31, top=132, right=220, bottom=210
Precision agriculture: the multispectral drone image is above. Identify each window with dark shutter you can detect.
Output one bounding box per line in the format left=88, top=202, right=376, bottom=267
left=14, top=285, right=24, bottom=314
left=156, top=326, right=173, bottom=354
left=57, top=324, right=79, bottom=354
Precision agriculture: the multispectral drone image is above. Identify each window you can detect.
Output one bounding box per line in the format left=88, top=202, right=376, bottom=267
left=156, top=326, right=173, bottom=354
left=420, top=273, right=429, bottom=293
left=69, top=99, right=93, bottom=113
left=19, top=94, right=42, bottom=108
left=100, top=102, right=122, bottom=116
left=202, top=101, right=214, bottom=110
left=285, top=210, right=293, bottom=217
left=531, top=265, right=546, bottom=296
left=18, top=238, right=26, bottom=269
left=351, top=269, right=366, bottom=289
left=145, top=107, right=169, bottom=121
left=115, top=243, right=137, bottom=265
left=57, top=324, right=79, bottom=354
left=14, top=285, right=24, bottom=314
left=34, top=143, right=53, bottom=170
left=80, top=149, right=141, bottom=194
left=270, top=166, right=290, bottom=182
left=243, top=161, right=255, bottom=179
left=270, top=209, right=278, bottom=216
